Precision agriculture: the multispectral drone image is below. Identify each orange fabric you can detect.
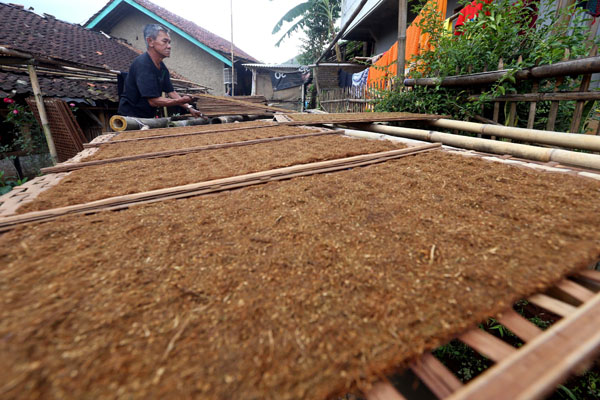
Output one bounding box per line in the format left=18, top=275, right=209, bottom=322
left=367, top=42, right=398, bottom=89
left=367, top=0, right=447, bottom=88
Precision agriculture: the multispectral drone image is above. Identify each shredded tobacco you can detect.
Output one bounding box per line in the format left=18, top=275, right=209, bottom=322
left=90, top=125, right=308, bottom=160
left=110, top=120, right=277, bottom=140
left=18, top=133, right=404, bottom=212
left=1, top=151, right=600, bottom=399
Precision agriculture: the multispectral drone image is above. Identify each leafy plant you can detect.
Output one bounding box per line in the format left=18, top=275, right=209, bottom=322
left=433, top=339, right=492, bottom=381
left=271, top=0, right=342, bottom=63
left=554, top=371, right=600, bottom=399
left=373, top=0, right=599, bottom=131
left=2, top=98, right=47, bottom=155
left=0, top=171, right=28, bottom=195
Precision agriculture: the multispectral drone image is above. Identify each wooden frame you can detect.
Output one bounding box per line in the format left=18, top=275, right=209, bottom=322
left=41, top=129, right=342, bottom=174
left=0, top=144, right=441, bottom=231
left=365, top=271, right=600, bottom=400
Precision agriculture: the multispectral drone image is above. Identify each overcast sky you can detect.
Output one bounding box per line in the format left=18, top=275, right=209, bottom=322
left=4, top=0, right=316, bottom=64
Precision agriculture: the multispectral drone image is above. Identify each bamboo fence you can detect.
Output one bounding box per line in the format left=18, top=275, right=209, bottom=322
left=318, top=4, right=600, bottom=135
left=318, top=80, right=389, bottom=113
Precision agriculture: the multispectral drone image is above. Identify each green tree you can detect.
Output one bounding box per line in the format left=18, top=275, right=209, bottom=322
left=271, top=0, right=342, bottom=62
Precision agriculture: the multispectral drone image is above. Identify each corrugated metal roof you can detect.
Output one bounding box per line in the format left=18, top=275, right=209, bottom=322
left=242, top=64, right=305, bottom=71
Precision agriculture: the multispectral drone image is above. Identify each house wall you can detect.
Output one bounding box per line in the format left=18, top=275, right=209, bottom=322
left=109, top=12, right=226, bottom=95
left=316, top=65, right=366, bottom=89
left=256, top=73, right=274, bottom=99
left=253, top=72, right=303, bottom=111
left=374, top=29, right=398, bottom=55
left=343, top=0, right=462, bottom=56
left=341, top=0, right=385, bottom=34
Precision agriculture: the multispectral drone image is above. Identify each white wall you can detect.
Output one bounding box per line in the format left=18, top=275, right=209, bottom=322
left=109, top=12, right=226, bottom=95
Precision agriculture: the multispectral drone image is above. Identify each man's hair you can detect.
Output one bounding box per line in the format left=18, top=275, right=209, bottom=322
left=143, top=24, right=169, bottom=47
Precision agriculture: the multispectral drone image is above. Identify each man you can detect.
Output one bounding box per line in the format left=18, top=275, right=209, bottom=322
left=118, top=24, right=203, bottom=118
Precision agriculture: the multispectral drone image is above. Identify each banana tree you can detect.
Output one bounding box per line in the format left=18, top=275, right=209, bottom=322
left=271, top=0, right=342, bottom=61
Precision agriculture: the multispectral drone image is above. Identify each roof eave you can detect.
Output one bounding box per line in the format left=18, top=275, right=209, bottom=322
left=86, top=0, right=233, bottom=67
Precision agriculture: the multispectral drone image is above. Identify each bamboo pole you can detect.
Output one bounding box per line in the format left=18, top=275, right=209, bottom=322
left=251, top=69, right=257, bottom=96
left=397, top=0, right=408, bottom=80
left=470, top=91, right=600, bottom=102
left=41, top=130, right=339, bottom=174
left=1, top=144, right=440, bottom=232
left=404, top=56, right=600, bottom=87
left=109, top=115, right=171, bottom=131
left=358, top=123, right=600, bottom=170
left=429, top=118, right=600, bottom=150
left=27, top=64, right=58, bottom=165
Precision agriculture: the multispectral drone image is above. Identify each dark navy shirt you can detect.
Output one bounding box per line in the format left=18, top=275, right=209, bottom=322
left=118, top=53, right=174, bottom=118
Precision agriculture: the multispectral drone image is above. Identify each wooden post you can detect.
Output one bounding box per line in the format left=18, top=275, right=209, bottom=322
left=397, top=0, right=407, bottom=80
left=251, top=69, right=257, bottom=96
left=569, top=17, right=600, bottom=133
left=313, top=67, right=321, bottom=108
left=27, top=63, right=57, bottom=165
left=300, top=83, right=305, bottom=112
left=98, top=112, right=107, bottom=132
left=527, top=80, right=539, bottom=129
left=547, top=50, right=570, bottom=131
left=162, top=91, right=168, bottom=117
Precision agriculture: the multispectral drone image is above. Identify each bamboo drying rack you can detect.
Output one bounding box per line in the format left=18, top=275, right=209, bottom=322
left=1, top=117, right=600, bottom=399
left=365, top=269, right=600, bottom=400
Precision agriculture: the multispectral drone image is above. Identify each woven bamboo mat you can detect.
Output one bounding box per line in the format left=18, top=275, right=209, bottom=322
left=277, top=112, right=444, bottom=125
left=26, top=97, right=86, bottom=162
left=0, top=134, right=114, bottom=217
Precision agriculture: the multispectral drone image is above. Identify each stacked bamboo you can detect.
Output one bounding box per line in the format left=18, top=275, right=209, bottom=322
left=193, top=94, right=291, bottom=117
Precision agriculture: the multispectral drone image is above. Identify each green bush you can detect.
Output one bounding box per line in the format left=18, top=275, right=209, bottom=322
left=373, top=0, right=598, bottom=131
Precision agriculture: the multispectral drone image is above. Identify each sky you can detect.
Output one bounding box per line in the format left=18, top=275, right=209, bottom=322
left=4, top=0, right=314, bottom=64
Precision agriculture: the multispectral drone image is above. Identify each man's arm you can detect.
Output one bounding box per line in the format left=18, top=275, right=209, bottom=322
left=147, top=93, right=192, bottom=108
left=165, top=91, right=204, bottom=118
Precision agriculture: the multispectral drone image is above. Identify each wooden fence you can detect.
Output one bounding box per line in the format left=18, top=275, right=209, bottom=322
left=318, top=80, right=392, bottom=113
left=317, top=2, right=600, bottom=134
left=317, top=56, right=600, bottom=134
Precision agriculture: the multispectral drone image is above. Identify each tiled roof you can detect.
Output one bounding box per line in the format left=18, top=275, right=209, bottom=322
left=0, top=71, right=119, bottom=102
left=0, top=3, right=140, bottom=71
left=86, top=0, right=259, bottom=63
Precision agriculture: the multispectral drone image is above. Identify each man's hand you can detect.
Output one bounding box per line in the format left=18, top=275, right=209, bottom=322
left=189, top=108, right=204, bottom=119
left=178, top=95, right=193, bottom=105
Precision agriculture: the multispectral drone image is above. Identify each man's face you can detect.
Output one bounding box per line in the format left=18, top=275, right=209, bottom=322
left=148, top=31, right=171, bottom=58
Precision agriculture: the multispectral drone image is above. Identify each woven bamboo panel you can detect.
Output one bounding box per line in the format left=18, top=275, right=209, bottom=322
left=0, top=173, right=70, bottom=217
left=26, top=97, right=86, bottom=162
left=194, top=94, right=291, bottom=116
left=283, top=111, right=444, bottom=125
left=0, top=133, right=112, bottom=217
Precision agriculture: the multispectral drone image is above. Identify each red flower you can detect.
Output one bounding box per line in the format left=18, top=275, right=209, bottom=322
left=69, top=103, right=75, bottom=107
left=3, top=98, right=14, bottom=104
left=12, top=109, right=18, bottom=115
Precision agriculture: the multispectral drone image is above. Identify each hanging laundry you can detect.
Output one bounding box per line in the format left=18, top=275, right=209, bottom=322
left=352, top=68, right=369, bottom=87
left=367, top=0, right=447, bottom=88
left=454, top=0, right=493, bottom=35
left=367, top=42, right=398, bottom=89
left=584, top=0, right=600, bottom=17
left=338, top=69, right=353, bottom=87
left=443, top=18, right=453, bottom=35
left=517, top=0, right=538, bottom=34
left=405, top=0, right=447, bottom=64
